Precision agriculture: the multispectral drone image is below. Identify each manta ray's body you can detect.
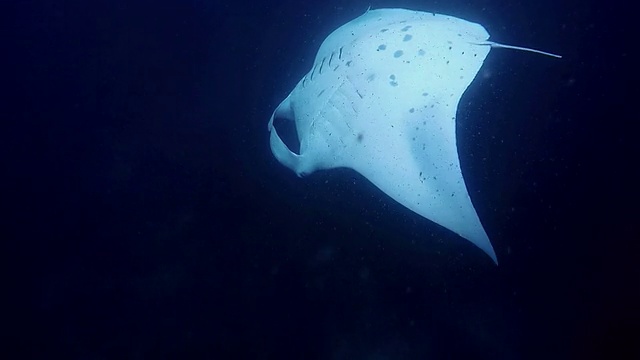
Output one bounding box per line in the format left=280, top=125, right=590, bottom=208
left=268, top=8, right=560, bottom=264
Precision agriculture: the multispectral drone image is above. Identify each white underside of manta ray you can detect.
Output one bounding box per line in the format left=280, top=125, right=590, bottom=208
left=268, top=8, right=561, bottom=264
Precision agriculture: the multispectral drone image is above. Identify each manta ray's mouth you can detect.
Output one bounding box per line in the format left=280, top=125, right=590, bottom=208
left=271, top=111, right=301, bottom=155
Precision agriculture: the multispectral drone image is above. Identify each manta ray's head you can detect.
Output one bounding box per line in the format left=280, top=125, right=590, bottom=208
left=268, top=92, right=348, bottom=177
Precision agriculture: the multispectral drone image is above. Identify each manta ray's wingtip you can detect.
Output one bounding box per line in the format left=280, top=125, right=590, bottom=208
left=484, top=242, right=498, bottom=265
left=490, top=253, right=499, bottom=266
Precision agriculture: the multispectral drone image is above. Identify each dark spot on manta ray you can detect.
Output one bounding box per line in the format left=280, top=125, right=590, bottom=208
left=346, top=60, right=352, bottom=67
left=394, top=50, right=404, bottom=58
left=389, top=74, right=396, bottom=80
left=377, top=44, right=387, bottom=51
left=401, top=25, right=412, bottom=31
left=449, top=46, right=452, bottom=50
left=390, top=81, right=398, bottom=87
left=357, top=133, right=364, bottom=142
left=317, top=89, right=325, bottom=97
left=403, top=34, right=412, bottom=42
left=367, top=73, right=376, bottom=82
left=418, top=49, right=426, bottom=56
left=409, top=108, right=415, bottom=113
left=380, top=28, right=389, bottom=33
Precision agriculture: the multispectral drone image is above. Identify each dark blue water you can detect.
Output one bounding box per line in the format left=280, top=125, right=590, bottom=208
left=4, top=0, right=637, bottom=359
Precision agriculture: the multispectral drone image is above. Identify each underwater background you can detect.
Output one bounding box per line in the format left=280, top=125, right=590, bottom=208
left=4, top=0, right=637, bottom=359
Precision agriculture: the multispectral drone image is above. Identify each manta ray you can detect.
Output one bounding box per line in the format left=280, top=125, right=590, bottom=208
left=268, top=8, right=560, bottom=264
